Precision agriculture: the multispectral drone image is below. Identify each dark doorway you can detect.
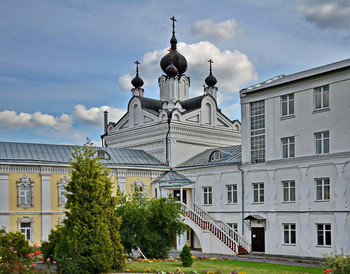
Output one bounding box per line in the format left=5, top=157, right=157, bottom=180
left=251, top=227, right=265, bottom=252
left=173, top=190, right=187, bottom=204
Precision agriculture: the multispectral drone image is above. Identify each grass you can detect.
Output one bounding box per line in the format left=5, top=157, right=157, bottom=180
left=121, top=260, right=323, bottom=274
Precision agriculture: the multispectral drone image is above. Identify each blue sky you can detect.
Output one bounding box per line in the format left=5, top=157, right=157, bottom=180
left=0, top=0, right=349, bottom=145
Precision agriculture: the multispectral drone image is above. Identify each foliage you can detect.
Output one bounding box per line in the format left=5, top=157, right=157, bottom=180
left=54, top=141, right=125, bottom=273
left=41, top=224, right=63, bottom=261
left=323, top=250, right=350, bottom=274
left=180, top=244, right=193, bottom=267
left=0, top=228, right=41, bottom=273
left=115, top=190, right=187, bottom=259
left=0, top=227, right=32, bottom=257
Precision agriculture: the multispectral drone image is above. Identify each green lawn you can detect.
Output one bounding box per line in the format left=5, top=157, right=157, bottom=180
left=121, top=260, right=322, bottom=274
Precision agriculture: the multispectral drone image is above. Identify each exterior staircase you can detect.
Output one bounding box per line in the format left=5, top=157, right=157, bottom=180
left=182, top=202, right=251, bottom=255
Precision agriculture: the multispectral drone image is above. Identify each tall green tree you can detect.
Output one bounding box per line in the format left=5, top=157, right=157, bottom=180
left=55, top=141, right=125, bottom=273
left=115, top=190, right=187, bottom=259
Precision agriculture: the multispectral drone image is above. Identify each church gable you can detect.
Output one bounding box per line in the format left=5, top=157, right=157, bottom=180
left=216, top=112, right=235, bottom=129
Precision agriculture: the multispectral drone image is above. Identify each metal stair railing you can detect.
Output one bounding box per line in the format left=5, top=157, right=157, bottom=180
left=182, top=202, right=251, bottom=253
left=181, top=202, right=239, bottom=254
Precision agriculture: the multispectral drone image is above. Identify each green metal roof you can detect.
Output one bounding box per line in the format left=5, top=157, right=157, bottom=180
left=0, top=142, right=166, bottom=168
left=177, top=145, right=241, bottom=168
left=152, top=171, right=194, bottom=188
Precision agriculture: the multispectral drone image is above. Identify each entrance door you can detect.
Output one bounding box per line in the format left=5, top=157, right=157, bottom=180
left=173, top=190, right=187, bottom=204
left=251, top=227, right=265, bottom=252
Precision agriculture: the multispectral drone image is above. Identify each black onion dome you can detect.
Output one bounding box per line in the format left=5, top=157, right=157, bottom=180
left=131, top=72, right=144, bottom=89
left=160, top=51, right=187, bottom=75
left=205, top=71, right=217, bottom=87
left=165, top=60, right=178, bottom=77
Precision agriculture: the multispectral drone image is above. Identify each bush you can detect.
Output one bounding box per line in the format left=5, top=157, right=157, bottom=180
left=0, top=227, right=32, bottom=257
left=180, top=244, right=193, bottom=267
left=41, top=224, right=63, bottom=261
left=323, top=250, right=350, bottom=274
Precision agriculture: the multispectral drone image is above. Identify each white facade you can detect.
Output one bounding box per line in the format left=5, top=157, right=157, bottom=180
left=240, top=59, right=350, bottom=257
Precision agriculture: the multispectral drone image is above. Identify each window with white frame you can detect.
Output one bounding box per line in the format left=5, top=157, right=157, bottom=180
left=16, top=174, right=34, bottom=209
left=210, top=150, right=223, bottom=161
left=281, top=94, right=294, bottom=117
left=253, top=183, right=264, bottom=203
left=317, top=224, right=331, bottom=246
left=227, top=185, right=237, bottom=204
left=282, top=181, right=295, bottom=202
left=18, top=217, right=33, bottom=241
left=282, top=137, right=295, bottom=158
left=203, top=187, right=212, bottom=205
left=315, top=131, right=329, bottom=154
left=227, top=223, right=238, bottom=241
left=132, top=179, right=146, bottom=196
left=250, top=100, right=265, bottom=163
left=316, top=178, right=330, bottom=201
left=57, top=176, right=69, bottom=207
left=283, top=223, right=296, bottom=245
left=314, top=85, right=329, bottom=110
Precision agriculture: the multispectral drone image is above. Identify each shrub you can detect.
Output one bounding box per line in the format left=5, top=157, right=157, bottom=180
left=323, top=250, right=350, bottom=274
left=41, top=224, right=63, bottom=261
left=0, top=227, right=32, bottom=257
left=180, top=244, right=193, bottom=267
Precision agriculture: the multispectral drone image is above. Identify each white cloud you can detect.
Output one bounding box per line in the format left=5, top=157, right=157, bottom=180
left=0, top=110, right=73, bottom=130
left=190, top=19, right=244, bottom=42
left=74, top=105, right=126, bottom=126
left=119, top=41, right=257, bottom=94
left=299, top=1, right=350, bottom=29
left=222, top=103, right=240, bottom=119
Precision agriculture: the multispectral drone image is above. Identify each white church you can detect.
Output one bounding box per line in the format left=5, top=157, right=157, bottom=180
left=0, top=18, right=349, bottom=259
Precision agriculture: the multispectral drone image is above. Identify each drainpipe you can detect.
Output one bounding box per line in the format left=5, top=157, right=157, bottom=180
left=238, top=163, right=245, bottom=235
left=165, top=117, right=171, bottom=165
left=101, top=110, right=108, bottom=147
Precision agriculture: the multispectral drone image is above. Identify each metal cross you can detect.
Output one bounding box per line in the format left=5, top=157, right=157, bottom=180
left=168, top=48, right=173, bottom=59
left=134, top=60, right=140, bottom=73
left=208, top=59, right=214, bottom=71
left=170, top=16, right=177, bottom=33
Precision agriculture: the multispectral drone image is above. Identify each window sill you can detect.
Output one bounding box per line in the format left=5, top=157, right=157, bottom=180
left=280, top=115, right=295, bottom=120
left=226, top=202, right=238, bottom=205
left=282, top=244, right=296, bottom=246
left=252, top=202, right=264, bottom=204
left=316, top=245, right=332, bottom=248
left=202, top=204, right=212, bottom=206
left=315, top=200, right=330, bottom=202
left=313, top=108, right=330, bottom=114
left=281, top=201, right=296, bottom=204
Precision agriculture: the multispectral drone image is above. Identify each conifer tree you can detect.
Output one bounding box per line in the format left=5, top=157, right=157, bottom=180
left=55, top=141, right=125, bottom=273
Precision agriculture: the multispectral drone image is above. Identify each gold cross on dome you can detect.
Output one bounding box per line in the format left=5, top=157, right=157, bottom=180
left=168, top=48, right=173, bottom=59
left=170, top=16, right=177, bottom=32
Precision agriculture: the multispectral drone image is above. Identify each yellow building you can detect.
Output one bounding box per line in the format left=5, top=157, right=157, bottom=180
left=0, top=142, right=171, bottom=244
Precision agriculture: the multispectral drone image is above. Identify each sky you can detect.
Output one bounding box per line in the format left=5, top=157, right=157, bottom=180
left=0, top=0, right=349, bottom=146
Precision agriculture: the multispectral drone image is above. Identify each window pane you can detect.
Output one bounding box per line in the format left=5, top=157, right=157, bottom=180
left=326, top=231, right=331, bottom=245
left=324, top=139, right=329, bottom=153
left=283, top=187, right=288, bottom=201
left=282, top=101, right=287, bottom=116
left=26, top=190, right=31, bottom=204
left=323, top=92, right=329, bottom=108
left=324, top=185, right=330, bottom=199
left=26, top=229, right=31, bottom=241
left=290, top=143, right=295, bottom=157
left=291, top=230, right=296, bottom=244
left=315, top=94, right=321, bottom=109
left=289, top=100, right=294, bottom=115
left=317, top=185, right=322, bottom=200
left=284, top=230, right=289, bottom=243
left=290, top=187, right=295, bottom=201
left=316, top=139, right=322, bottom=154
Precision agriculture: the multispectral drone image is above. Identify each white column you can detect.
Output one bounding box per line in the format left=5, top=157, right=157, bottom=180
left=41, top=174, right=51, bottom=241
left=0, top=172, right=9, bottom=231
left=176, top=232, right=187, bottom=252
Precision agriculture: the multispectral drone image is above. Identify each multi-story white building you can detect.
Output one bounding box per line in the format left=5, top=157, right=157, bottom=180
left=239, top=58, right=350, bottom=257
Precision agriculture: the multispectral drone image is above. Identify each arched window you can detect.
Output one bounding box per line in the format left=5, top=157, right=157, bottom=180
left=203, top=103, right=212, bottom=124
left=57, top=176, right=69, bottom=207
left=133, top=104, right=140, bottom=125
left=17, top=216, right=34, bottom=241
left=132, top=179, right=146, bottom=196
left=17, top=175, right=34, bottom=210
left=97, top=149, right=110, bottom=160
left=210, top=150, right=223, bottom=161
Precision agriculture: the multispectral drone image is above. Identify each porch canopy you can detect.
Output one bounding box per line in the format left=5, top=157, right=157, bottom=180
left=152, top=171, right=194, bottom=188
left=243, top=215, right=265, bottom=221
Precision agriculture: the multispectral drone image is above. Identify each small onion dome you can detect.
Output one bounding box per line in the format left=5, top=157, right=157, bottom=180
left=205, top=71, right=217, bottom=87
left=165, top=60, right=178, bottom=77
left=131, top=72, right=144, bottom=89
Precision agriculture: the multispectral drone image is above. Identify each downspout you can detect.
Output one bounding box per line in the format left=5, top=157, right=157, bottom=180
left=165, top=116, right=171, bottom=165
left=238, top=163, right=245, bottom=235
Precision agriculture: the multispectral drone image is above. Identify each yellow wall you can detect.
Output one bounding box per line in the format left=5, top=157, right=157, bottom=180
left=125, top=176, right=153, bottom=198
left=110, top=175, right=118, bottom=196
left=51, top=214, right=66, bottom=227
left=9, top=214, right=41, bottom=244
left=9, top=173, right=42, bottom=212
